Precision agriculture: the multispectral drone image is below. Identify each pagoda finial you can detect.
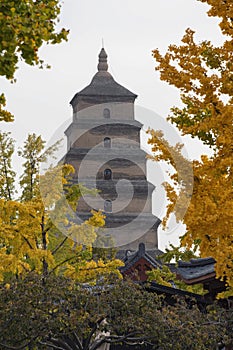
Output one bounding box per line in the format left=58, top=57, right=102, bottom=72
left=98, top=47, right=108, bottom=72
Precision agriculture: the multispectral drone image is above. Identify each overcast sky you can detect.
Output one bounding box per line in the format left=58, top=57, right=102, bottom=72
left=1, top=0, right=223, bottom=250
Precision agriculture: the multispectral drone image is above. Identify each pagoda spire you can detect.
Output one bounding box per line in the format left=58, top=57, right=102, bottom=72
left=97, top=47, right=108, bottom=72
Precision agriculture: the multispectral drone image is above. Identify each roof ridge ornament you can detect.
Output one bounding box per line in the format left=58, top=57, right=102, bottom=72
left=97, top=47, right=108, bottom=72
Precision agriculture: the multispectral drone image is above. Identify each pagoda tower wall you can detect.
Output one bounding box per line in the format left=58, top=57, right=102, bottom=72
left=64, top=48, right=161, bottom=253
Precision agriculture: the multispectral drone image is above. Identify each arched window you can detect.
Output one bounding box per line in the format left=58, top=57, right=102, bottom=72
left=104, top=137, right=111, bottom=148
left=103, top=108, right=110, bottom=118
left=104, top=168, right=112, bottom=180
left=104, top=200, right=112, bottom=213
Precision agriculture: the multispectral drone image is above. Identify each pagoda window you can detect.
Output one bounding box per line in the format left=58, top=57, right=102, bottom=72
left=104, top=137, right=111, bottom=148
left=104, top=168, right=112, bottom=180
left=104, top=200, right=112, bottom=213
left=103, top=108, right=110, bottom=118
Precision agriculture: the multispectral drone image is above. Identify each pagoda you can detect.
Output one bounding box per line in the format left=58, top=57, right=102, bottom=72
left=64, top=48, right=161, bottom=255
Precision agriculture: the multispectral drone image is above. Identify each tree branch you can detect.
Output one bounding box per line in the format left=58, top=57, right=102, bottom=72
left=52, top=235, right=68, bottom=255
left=90, top=332, right=140, bottom=350
left=22, top=235, right=33, bottom=250
left=43, top=337, right=74, bottom=350
left=39, top=341, right=65, bottom=350
left=0, top=336, right=38, bottom=350
left=48, top=255, right=78, bottom=274
left=84, top=317, right=106, bottom=350
left=73, top=331, right=84, bottom=350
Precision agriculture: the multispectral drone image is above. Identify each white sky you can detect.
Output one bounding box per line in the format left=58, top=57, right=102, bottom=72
left=1, top=0, right=223, bottom=251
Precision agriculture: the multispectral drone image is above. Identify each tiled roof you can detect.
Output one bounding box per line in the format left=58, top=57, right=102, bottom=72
left=118, top=243, right=163, bottom=273
left=177, top=257, right=216, bottom=282
left=70, top=48, right=137, bottom=104
left=75, top=71, right=137, bottom=98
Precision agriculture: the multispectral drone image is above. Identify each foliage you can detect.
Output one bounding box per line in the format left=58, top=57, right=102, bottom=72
left=147, top=265, right=206, bottom=295
left=0, top=275, right=231, bottom=350
left=18, top=133, right=61, bottom=201
left=149, top=0, right=233, bottom=296
left=147, top=245, right=205, bottom=295
left=0, top=131, right=15, bottom=200
left=161, top=243, right=199, bottom=263
left=147, top=129, right=194, bottom=229
left=0, top=0, right=69, bottom=122
left=0, top=94, right=14, bottom=122
left=0, top=132, right=123, bottom=283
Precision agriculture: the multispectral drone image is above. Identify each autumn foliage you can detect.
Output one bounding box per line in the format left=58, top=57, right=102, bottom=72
left=0, top=133, right=123, bottom=283
left=149, top=0, right=233, bottom=296
left=0, top=0, right=69, bottom=122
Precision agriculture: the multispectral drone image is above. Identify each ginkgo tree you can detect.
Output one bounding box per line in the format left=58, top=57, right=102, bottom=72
left=0, top=132, right=15, bottom=200
left=0, top=132, right=123, bottom=283
left=0, top=0, right=69, bottom=122
left=149, top=0, right=233, bottom=296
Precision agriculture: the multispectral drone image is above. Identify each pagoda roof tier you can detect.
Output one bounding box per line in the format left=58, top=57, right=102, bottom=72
left=65, top=147, right=148, bottom=160
left=65, top=119, right=143, bottom=135
left=77, top=212, right=160, bottom=226
left=70, top=48, right=137, bottom=106
left=71, top=179, right=155, bottom=192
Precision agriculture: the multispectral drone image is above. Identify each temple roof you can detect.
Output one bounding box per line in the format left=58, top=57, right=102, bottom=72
left=176, top=257, right=216, bottom=284
left=70, top=48, right=137, bottom=104
left=119, top=243, right=163, bottom=273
